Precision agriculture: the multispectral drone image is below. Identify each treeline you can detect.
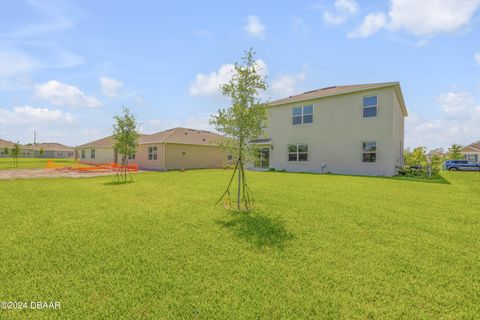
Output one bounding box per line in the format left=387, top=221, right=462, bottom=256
left=404, top=144, right=464, bottom=169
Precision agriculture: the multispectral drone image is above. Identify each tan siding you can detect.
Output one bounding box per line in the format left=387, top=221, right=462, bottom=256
left=78, top=148, right=115, bottom=164
left=164, top=144, right=227, bottom=170
left=262, top=87, right=403, bottom=176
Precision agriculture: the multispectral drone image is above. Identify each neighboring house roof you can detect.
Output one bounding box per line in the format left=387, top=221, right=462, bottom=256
left=77, top=128, right=222, bottom=149
left=23, top=143, right=74, bottom=152
left=77, top=135, right=116, bottom=149
left=461, top=142, right=480, bottom=153
left=142, top=127, right=222, bottom=145
left=0, top=139, right=15, bottom=149
left=268, top=82, right=408, bottom=116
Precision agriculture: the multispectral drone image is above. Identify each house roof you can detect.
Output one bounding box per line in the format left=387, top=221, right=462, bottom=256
left=23, top=143, right=74, bottom=152
left=0, top=139, right=15, bottom=149
left=461, top=142, right=480, bottom=153
left=141, top=127, right=222, bottom=145
left=77, top=128, right=222, bottom=149
left=268, top=82, right=408, bottom=116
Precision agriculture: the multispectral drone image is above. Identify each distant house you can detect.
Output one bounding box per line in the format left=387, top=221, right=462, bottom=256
left=460, top=142, right=480, bottom=163
left=251, top=82, right=408, bottom=176
left=76, top=127, right=229, bottom=170
left=0, top=139, right=74, bottom=158
left=0, top=139, right=15, bottom=157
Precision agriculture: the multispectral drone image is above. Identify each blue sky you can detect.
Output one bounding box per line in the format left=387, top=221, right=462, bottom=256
left=1, top=0, right=479, bottom=149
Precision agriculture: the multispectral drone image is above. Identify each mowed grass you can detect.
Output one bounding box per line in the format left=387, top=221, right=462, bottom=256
left=0, top=158, right=75, bottom=170
left=0, top=170, right=479, bottom=319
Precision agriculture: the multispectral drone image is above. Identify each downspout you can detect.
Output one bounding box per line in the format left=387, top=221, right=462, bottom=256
left=162, top=142, right=166, bottom=171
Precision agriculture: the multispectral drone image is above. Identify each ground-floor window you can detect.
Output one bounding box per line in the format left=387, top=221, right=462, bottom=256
left=288, top=144, right=308, bottom=162
left=254, top=148, right=270, bottom=168
left=90, top=149, right=95, bottom=159
left=128, top=154, right=136, bottom=160
left=81, top=150, right=85, bottom=159
left=148, top=146, right=157, bottom=160
left=362, top=141, right=376, bottom=163
left=465, top=154, right=478, bottom=162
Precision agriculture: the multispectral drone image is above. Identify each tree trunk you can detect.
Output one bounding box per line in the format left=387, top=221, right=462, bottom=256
left=237, top=156, right=241, bottom=210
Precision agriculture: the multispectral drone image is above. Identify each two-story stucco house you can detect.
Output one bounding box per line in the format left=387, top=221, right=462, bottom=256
left=251, top=82, right=408, bottom=176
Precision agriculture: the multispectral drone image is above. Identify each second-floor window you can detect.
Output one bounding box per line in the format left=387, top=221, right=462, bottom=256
left=363, top=96, right=378, bottom=118
left=148, top=146, right=157, bottom=160
left=292, top=105, right=313, bottom=125
left=90, top=149, right=95, bottom=159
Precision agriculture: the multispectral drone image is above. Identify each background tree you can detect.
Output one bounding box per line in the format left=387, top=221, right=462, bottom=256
left=447, top=144, right=464, bottom=160
left=404, top=147, right=427, bottom=166
left=11, top=143, right=20, bottom=168
left=210, top=48, right=268, bottom=210
left=427, top=148, right=446, bottom=169
left=113, top=107, right=139, bottom=182
left=39, top=147, right=44, bottom=158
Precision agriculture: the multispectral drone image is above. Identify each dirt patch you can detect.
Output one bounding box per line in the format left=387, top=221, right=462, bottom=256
left=0, top=169, right=117, bottom=180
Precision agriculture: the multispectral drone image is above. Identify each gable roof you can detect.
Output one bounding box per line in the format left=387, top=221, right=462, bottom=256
left=461, top=141, right=480, bottom=153
left=141, top=127, right=222, bottom=145
left=0, top=139, right=15, bottom=149
left=268, top=82, right=408, bottom=116
left=77, top=128, right=222, bottom=149
left=23, top=143, right=74, bottom=152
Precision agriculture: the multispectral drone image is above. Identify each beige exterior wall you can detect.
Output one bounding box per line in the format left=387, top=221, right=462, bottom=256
left=164, top=143, right=227, bottom=170
left=461, top=150, right=480, bottom=162
left=116, top=142, right=227, bottom=170
left=261, top=87, right=406, bottom=176
left=78, top=147, right=115, bottom=164
left=126, top=143, right=165, bottom=170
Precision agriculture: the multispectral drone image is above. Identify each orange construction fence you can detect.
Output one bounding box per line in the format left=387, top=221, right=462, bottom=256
left=45, top=160, right=138, bottom=172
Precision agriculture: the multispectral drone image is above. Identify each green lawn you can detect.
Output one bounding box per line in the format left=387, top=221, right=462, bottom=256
left=0, top=158, right=75, bottom=170
left=0, top=170, right=479, bottom=319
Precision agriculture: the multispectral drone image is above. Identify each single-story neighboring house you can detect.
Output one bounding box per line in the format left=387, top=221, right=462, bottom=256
left=76, top=127, right=229, bottom=170
left=24, top=143, right=75, bottom=158
left=0, top=139, right=74, bottom=158
left=250, top=82, right=408, bottom=176
left=461, top=142, right=480, bottom=163
left=0, top=139, right=15, bottom=157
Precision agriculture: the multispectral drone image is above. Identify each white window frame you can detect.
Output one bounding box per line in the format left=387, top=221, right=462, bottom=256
left=292, top=105, right=314, bottom=125
left=362, top=141, right=377, bottom=163
left=362, top=95, right=378, bottom=118
left=128, top=153, right=135, bottom=160
left=148, top=146, right=158, bottom=160
left=288, top=144, right=308, bottom=162
left=90, top=149, right=95, bottom=159
left=81, top=150, right=85, bottom=159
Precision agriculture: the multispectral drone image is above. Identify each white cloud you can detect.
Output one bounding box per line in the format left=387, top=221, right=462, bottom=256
left=244, top=15, right=266, bottom=38
left=347, top=13, right=386, bottom=38
left=189, top=59, right=268, bottom=96
left=271, top=73, right=306, bottom=97
left=438, top=92, right=474, bottom=117
left=35, top=80, right=102, bottom=108
left=406, top=91, right=480, bottom=148
left=323, top=0, right=358, bottom=25
left=388, top=0, right=480, bottom=37
left=0, top=106, right=74, bottom=125
left=475, top=52, right=480, bottom=65
left=99, top=76, right=123, bottom=97
left=349, top=0, right=480, bottom=39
